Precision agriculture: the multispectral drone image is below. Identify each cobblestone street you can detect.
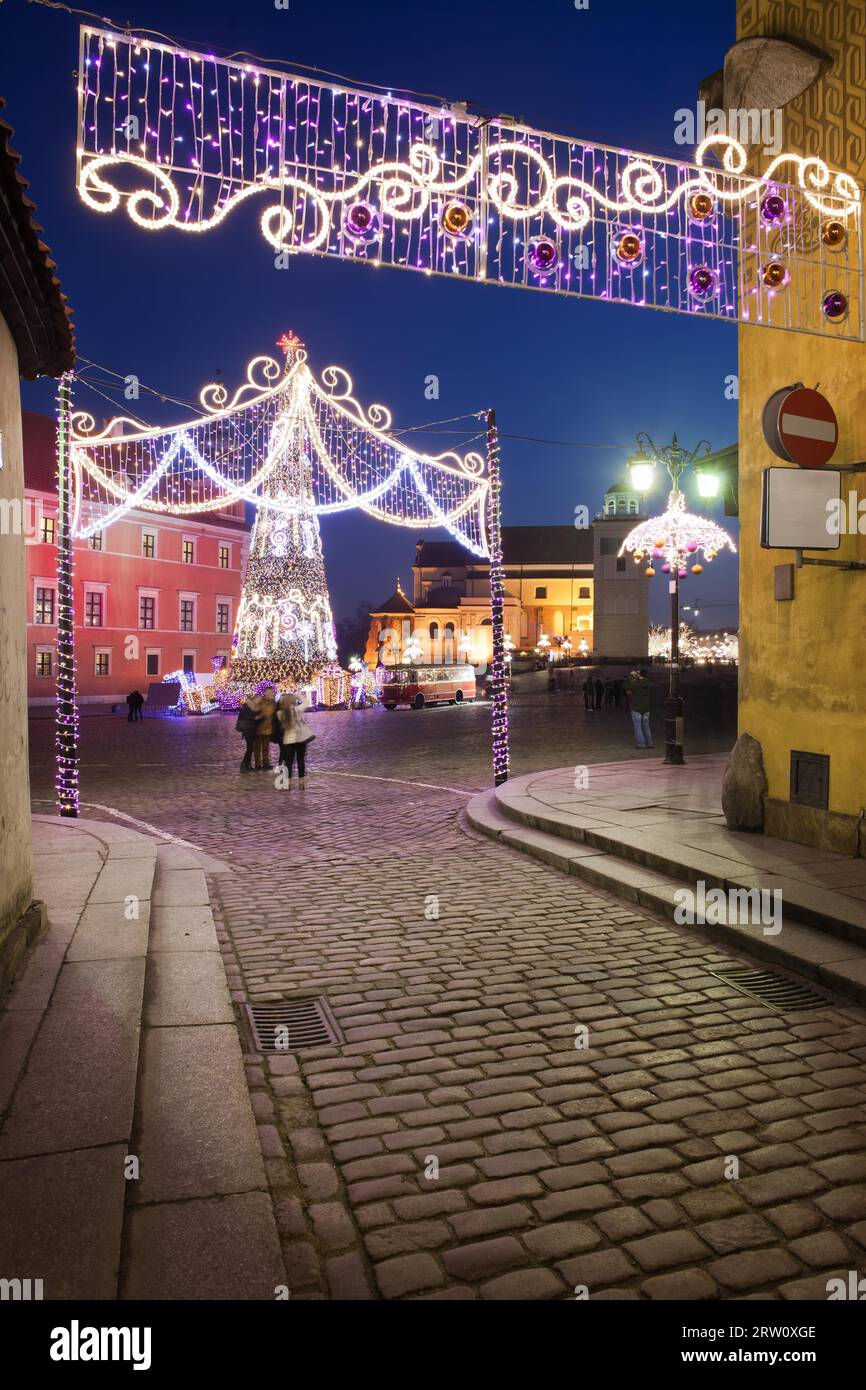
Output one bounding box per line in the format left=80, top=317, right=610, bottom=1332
left=27, top=688, right=866, bottom=1300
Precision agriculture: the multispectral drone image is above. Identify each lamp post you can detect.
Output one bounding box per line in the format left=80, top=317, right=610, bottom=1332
left=620, top=432, right=734, bottom=766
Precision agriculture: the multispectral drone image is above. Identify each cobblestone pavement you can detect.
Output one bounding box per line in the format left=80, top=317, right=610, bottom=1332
left=27, top=690, right=866, bottom=1301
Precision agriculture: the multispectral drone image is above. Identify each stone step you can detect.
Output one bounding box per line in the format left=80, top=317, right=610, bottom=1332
left=493, top=785, right=866, bottom=955
left=118, top=844, right=286, bottom=1300
left=466, top=790, right=866, bottom=1008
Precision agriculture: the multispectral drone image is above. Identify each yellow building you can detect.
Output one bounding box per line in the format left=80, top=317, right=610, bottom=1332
left=366, top=509, right=649, bottom=667
left=737, top=1, right=866, bottom=853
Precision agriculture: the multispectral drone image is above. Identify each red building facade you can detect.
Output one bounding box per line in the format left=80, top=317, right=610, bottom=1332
left=23, top=412, right=250, bottom=704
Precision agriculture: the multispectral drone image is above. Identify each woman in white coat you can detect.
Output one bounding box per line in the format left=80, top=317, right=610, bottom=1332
left=277, top=694, right=314, bottom=784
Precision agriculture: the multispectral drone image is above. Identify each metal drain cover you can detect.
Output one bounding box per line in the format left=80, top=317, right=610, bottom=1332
left=708, top=967, right=825, bottom=1012
left=245, top=997, right=343, bottom=1052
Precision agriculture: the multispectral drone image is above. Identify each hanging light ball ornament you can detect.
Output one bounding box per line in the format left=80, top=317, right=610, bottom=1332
left=689, top=192, right=715, bottom=222
left=761, top=261, right=789, bottom=289
left=654, top=536, right=666, bottom=548
left=662, top=562, right=671, bottom=573
left=645, top=566, right=655, bottom=577
left=760, top=193, right=787, bottom=224
left=821, top=220, right=846, bottom=250
left=345, top=201, right=379, bottom=239
left=442, top=201, right=473, bottom=238
left=527, top=236, right=560, bottom=276
left=679, top=567, right=687, bottom=578
left=686, top=540, right=699, bottom=553
left=691, top=563, right=704, bottom=574
left=688, top=265, right=719, bottom=301
left=822, top=290, right=848, bottom=321
left=614, top=231, right=644, bottom=266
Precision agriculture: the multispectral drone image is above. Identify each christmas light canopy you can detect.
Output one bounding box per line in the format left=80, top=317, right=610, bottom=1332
left=75, top=26, right=863, bottom=338
left=619, top=490, right=736, bottom=576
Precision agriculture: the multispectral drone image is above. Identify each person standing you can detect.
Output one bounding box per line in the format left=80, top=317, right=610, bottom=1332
left=254, top=689, right=277, bottom=770
left=594, top=676, right=604, bottom=711
left=625, top=667, right=654, bottom=749
left=583, top=675, right=594, bottom=711
left=236, top=693, right=262, bottom=772
left=126, top=689, right=145, bottom=722
left=278, top=693, right=315, bottom=785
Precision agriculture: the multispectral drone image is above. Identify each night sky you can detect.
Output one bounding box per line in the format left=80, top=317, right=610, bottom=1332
left=2, top=0, right=739, bottom=627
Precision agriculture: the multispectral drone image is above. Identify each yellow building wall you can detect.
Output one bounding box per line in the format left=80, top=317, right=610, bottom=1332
left=738, top=1, right=866, bottom=824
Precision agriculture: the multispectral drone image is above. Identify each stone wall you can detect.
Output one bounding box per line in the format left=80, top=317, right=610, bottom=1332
left=0, top=312, right=37, bottom=994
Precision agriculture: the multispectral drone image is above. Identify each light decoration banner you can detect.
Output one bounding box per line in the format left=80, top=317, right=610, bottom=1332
left=69, top=336, right=489, bottom=686
left=76, top=26, right=862, bottom=338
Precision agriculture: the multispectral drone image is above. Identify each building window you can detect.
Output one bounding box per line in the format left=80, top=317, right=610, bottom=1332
left=139, top=595, right=156, bottom=630
left=40, top=515, right=56, bottom=545
left=35, top=648, right=53, bottom=678
left=85, top=591, right=104, bottom=627
left=218, top=544, right=230, bottom=569
left=89, top=531, right=103, bottom=551
left=145, top=651, right=160, bottom=677
left=441, top=573, right=452, bottom=588
left=94, top=649, right=111, bottom=677
left=182, top=652, right=195, bottom=674
left=180, top=598, right=195, bottom=632
left=534, top=586, right=547, bottom=599
left=616, top=557, right=627, bottom=572
left=216, top=601, right=230, bottom=634
left=600, top=537, right=619, bottom=555
left=579, top=586, right=590, bottom=599
left=34, top=586, right=56, bottom=625
left=182, top=538, right=195, bottom=564
left=141, top=530, right=156, bottom=558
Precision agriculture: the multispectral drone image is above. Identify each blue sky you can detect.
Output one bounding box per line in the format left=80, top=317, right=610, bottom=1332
left=3, top=0, right=739, bottom=624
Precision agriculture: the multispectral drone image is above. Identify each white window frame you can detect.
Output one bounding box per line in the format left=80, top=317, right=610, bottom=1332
left=144, top=647, right=161, bottom=678
left=181, top=648, right=197, bottom=675
left=93, top=647, right=112, bottom=677
left=138, top=587, right=159, bottom=631
left=181, top=535, right=196, bottom=565
left=35, top=645, right=54, bottom=678
left=39, top=513, right=56, bottom=545
left=83, top=582, right=109, bottom=628
left=141, top=527, right=157, bottom=559
left=179, top=592, right=197, bottom=633
left=218, top=542, right=231, bottom=570
left=33, top=578, right=58, bottom=626
left=215, top=596, right=232, bottom=635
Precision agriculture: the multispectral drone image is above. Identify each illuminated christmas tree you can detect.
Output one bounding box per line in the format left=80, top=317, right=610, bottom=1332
left=230, top=336, right=338, bottom=687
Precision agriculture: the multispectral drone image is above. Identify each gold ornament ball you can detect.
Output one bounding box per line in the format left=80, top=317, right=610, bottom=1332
left=654, top=536, right=666, bottom=548
left=616, top=232, right=642, bottom=263
left=691, top=563, right=703, bottom=574
left=821, top=220, right=846, bottom=249
left=689, top=192, right=714, bottom=221
left=442, top=201, right=473, bottom=237
left=644, top=566, right=656, bottom=577
left=761, top=261, right=787, bottom=288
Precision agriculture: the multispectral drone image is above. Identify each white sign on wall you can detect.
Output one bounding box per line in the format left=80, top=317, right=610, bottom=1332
left=760, top=467, right=842, bottom=550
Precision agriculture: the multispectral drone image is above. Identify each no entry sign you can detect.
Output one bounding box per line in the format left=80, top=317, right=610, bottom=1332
left=762, top=385, right=838, bottom=468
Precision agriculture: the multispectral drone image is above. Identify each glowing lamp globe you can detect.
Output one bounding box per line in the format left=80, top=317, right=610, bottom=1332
left=628, top=456, right=656, bottom=493
left=696, top=469, right=719, bottom=500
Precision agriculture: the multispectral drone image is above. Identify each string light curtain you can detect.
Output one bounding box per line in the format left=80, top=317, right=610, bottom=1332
left=70, top=343, right=489, bottom=555
left=77, top=26, right=862, bottom=338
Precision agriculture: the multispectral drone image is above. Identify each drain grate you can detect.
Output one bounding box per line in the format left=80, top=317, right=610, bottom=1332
left=708, top=967, right=826, bottom=1012
left=245, top=997, right=343, bottom=1052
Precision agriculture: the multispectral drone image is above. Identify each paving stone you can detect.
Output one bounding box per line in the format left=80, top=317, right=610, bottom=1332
left=524, top=1222, right=601, bottom=1259
left=442, top=1237, right=528, bottom=1280
left=709, top=1248, right=801, bottom=1291
left=447, top=1204, right=531, bottom=1240
left=480, top=1269, right=566, bottom=1300
left=642, top=1268, right=718, bottom=1300
left=789, top=1232, right=851, bottom=1267
left=375, top=1253, right=445, bottom=1298
left=695, top=1213, right=778, bottom=1253
left=625, top=1231, right=710, bottom=1272
left=557, top=1248, right=637, bottom=1290
left=325, top=1251, right=375, bottom=1300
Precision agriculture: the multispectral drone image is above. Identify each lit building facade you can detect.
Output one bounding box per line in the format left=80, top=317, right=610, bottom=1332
left=23, top=411, right=250, bottom=704
left=366, top=503, right=649, bottom=667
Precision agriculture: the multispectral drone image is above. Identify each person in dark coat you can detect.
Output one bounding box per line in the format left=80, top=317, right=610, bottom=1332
left=583, top=675, right=594, bottom=711
left=236, top=694, right=262, bottom=772
left=604, top=678, right=615, bottom=710
left=126, top=690, right=145, bottom=722
left=594, top=677, right=604, bottom=710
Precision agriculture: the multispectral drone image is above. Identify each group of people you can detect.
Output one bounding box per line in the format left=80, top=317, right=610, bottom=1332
left=580, top=668, right=655, bottom=750
left=236, top=689, right=315, bottom=780
left=581, top=675, right=626, bottom=712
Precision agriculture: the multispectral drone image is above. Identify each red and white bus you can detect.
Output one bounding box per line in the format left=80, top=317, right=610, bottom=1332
left=381, top=664, right=477, bottom=710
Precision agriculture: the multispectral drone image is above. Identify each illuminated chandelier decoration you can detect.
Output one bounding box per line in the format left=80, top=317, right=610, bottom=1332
left=69, top=336, right=490, bottom=687
left=619, top=490, right=737, bottom=579
left=76, top=26, right=862, bottom=338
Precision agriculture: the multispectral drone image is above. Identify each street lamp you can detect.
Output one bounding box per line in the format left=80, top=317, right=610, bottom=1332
left=621, top=432, right=735, bottom=765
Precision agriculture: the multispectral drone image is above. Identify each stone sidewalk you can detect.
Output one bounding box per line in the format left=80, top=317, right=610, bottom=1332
left=468, top=756, right=866, bottom=1006
left=0, top=815, right=285, bottom=1300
